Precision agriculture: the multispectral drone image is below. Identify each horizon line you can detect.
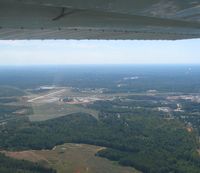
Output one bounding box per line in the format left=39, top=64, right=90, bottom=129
left=0, top=64, right=200, bottom=67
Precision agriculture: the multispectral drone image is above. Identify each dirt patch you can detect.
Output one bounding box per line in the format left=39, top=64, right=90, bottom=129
left=1, top=151, right=49, bottom=163
left=1, top=143, right=140, bottom=173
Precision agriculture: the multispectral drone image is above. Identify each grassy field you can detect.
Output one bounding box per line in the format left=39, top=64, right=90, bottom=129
left=29, top=103, right=99, bottom=121
left=24, top=87, right=99, bottom=121
left=26, top=89, right=136, bottom=122
left=3, top=143, right=140, bottom=173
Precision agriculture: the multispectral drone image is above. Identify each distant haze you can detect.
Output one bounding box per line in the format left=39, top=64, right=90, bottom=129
left=0, top=39, right=199, bottom=65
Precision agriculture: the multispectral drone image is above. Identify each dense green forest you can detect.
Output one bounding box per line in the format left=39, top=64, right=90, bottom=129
left=0, top=112, right=199, bottom=173
left=0, top=153, right=56, bottom=173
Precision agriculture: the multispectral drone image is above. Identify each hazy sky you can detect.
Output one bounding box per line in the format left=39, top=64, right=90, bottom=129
left=0, top=39, right=199, bottom=65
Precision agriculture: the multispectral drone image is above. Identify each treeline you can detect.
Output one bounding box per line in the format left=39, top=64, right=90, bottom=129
left=0, top=104, right=32, bottom=120
left=0, top=153, right=56, bottom=173
left=0, top=86, right=25, bottom=97
left=0, top=98, right=18, bottom=104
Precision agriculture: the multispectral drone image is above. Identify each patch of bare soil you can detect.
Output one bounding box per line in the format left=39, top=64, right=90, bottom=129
left=1, top=150, right=49, bottom=163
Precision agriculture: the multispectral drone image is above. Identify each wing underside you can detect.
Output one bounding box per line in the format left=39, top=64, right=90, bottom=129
left=0, top=0, right=199, bottom=40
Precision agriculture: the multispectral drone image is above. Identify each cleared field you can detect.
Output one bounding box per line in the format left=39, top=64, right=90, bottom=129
left=24, top=87, right=167, bottom=122
left=3, top=143, right=140, bottom=173
left=23, top=87, right=99, bottom=121
left=29, top=103, right=98, bottom=121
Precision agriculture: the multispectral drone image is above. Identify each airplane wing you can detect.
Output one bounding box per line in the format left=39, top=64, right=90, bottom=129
left=0, top=0, right=199, bottom=40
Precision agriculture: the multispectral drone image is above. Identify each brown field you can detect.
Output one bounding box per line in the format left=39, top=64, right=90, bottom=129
left=3, top=143, right=140, bottom=173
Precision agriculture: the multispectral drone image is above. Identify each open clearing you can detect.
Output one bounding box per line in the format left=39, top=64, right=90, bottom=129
left=25, top=87, right=99, bottom=121
left=3, top=143, right=140, bottom=173
left=30, top=103, right=98, bottom=121
left=27, top=89, right=66, bottom=103
left=1, top=86, right=156, bottom=122
left=10, top=86, right=176, bottom=122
